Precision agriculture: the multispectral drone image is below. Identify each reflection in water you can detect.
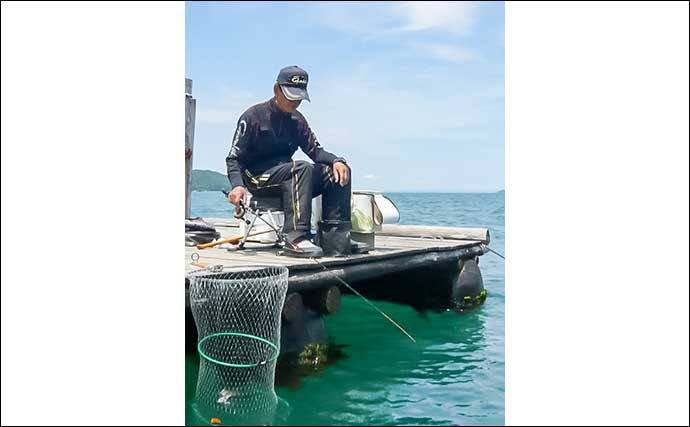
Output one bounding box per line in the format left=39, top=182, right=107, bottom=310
left=330, top=309, right=489, bottom=426
left=186, top=339, right=348, bottom=424
left=275, top=340, right=350, bottom=389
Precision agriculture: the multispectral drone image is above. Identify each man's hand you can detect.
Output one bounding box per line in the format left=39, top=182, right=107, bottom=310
left=228, top=186, right=248, bottom=207
left=332, top=161, right=350, bottom=187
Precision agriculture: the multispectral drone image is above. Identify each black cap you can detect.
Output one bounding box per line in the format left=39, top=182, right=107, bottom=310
left=276, top=65, right=310, bottom=102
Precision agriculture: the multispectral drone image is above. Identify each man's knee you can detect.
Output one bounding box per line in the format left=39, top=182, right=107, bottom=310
left=293, top=160, right=314, bottom=174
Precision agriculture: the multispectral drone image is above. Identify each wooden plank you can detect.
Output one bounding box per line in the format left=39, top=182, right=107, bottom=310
left=187, top=236, right=478, bottom=258
left=187, top=241, right=456, bottom=261
left=380, top=224, right=490, bottom=244
left=185, top=80, right=196, bottom=218
left=204, top=222, right=477, bottom=249
left=185, top=218, right=489, bottom=285
left=202, top=218, right=490, bottom=243
left=185, top=244, right=486, bottom=298
left=374, top=236, right=465, bottom=249
left=185, top=239, right=485, bottom=275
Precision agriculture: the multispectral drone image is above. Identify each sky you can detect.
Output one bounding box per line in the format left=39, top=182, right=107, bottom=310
left=186, top=1, right=504, bottom=192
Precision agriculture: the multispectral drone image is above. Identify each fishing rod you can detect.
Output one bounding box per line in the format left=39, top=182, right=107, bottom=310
left=223, top=190, right=416, bottom=343
left=403, top=236, right=505, bottom=260
left=483, top=246, right=505, bottom=260
left=419, top=235, right=505, bottom=260
left=310, top=260, right=417, bottom=343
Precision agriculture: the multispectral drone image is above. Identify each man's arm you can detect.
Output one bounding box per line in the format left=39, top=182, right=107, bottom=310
left=226, top=113, right=253, bottom=189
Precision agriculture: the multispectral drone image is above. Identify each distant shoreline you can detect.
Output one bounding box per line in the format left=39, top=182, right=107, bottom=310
left=191, top=169, right=504, bottom=194
left=191, top=189, right=505, bottom=194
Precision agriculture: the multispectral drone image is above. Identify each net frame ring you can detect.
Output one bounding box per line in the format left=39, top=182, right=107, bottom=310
left=197, top=332, right=280, bottom=368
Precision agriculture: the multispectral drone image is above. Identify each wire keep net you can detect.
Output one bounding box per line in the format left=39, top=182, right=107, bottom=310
left=188, top=266, right=289, bottom=425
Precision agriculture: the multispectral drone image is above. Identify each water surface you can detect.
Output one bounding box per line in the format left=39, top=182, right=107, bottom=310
left=186, top=192, right=505, bottom=426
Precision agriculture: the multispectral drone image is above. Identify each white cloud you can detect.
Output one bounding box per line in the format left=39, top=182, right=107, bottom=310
left=363, top=174, right=381, bottom=179
left=312, top=3, right=397, bottom=38
left=412, top=42, right=477, bottom=63
left=392, top=1, right=480, bottom=35
left=306, top=63, right=490, bottom=143
left=311, top=1, right=480, bottom=38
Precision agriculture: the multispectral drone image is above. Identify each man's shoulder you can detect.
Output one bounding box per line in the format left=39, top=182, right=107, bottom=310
left=240, top=99, right=271, bottom=120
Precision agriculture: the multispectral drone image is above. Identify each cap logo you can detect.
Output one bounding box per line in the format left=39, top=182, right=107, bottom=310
left=290, top=75, right=308, bottom=85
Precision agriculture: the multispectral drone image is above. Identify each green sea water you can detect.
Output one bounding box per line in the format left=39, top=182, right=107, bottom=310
left=186, top=192, right=505, bottom=426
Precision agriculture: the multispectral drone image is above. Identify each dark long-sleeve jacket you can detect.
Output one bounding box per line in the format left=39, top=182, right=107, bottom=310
left=225, top=98, right=345, bottom=189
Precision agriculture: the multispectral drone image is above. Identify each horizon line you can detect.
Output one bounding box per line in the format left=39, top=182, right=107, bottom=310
left=192, top=169, right=504, bottom=193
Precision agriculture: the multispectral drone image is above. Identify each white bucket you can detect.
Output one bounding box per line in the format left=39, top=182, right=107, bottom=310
left=373, top=194, right=401, bottom=225
left=351, top=191, right=400, bottom=233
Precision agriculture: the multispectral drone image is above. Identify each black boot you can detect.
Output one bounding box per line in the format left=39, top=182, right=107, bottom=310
left=350, top=239, right=370, bottom=254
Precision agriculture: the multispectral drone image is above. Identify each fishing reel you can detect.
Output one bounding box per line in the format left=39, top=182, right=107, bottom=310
left=234, top=203, right=248, bottom=222
left=221, top=189, right=250, bottom=223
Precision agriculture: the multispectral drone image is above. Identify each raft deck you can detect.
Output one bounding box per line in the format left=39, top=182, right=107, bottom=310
left=186, top=218, right=489, bottom=293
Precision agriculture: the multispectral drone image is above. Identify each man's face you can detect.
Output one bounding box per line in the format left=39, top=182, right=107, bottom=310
left=274, top=84, right=302, bottom=112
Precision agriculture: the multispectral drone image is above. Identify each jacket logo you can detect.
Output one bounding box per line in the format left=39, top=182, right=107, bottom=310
left=231, top=120, right=246, bottom=147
